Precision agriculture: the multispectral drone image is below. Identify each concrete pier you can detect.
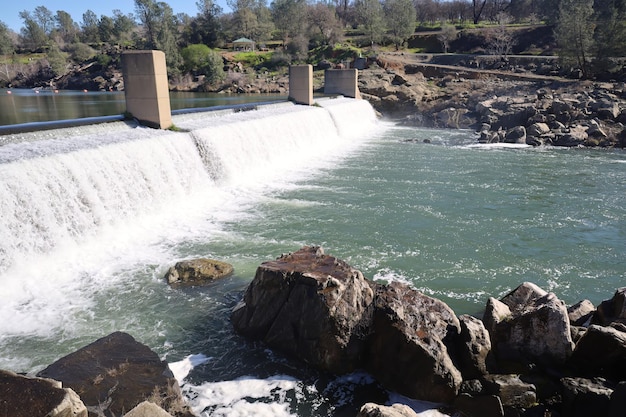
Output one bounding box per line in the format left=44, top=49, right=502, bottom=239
left=324, top=69, right=361, bottom=99
left=288, top=65, right=313, bottom=105
left=121, top=50, right=172, bottom=129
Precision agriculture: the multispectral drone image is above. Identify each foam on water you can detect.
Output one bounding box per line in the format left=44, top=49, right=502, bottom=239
left=0, top=97, right=384, bottom=372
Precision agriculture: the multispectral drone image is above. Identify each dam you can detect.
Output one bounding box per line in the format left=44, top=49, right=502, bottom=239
left=1, top=68, right=625, bottom=415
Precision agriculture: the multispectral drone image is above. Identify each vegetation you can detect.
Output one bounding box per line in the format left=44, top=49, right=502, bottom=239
left=1, top=0, right=626, bottom=89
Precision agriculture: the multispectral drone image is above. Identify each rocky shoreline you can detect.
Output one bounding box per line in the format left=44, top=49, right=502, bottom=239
left=2, top=247, right=626, bottom=416
left=358, top=54, right=626, bottom=149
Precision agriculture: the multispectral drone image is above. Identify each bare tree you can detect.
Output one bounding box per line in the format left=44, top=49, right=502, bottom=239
left=473, top=0, right=488, bottom=23
left=486, top=12, right=515, bottom=58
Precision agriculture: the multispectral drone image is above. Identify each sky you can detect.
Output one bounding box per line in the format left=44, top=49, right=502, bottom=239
left=2, top=0, right=230, bottom=33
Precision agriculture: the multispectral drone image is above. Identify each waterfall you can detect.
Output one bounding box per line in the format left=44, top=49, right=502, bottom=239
left=0, top=97, right=378, bottom=276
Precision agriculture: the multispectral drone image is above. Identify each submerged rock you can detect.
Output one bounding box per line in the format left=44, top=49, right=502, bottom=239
left=165, top=258, right=233, bottom=286
left=357, top=402, right=420, bottom=417
left=37, top=332, right=193, bottom=417
left=0, top=369, right=87, bottom=417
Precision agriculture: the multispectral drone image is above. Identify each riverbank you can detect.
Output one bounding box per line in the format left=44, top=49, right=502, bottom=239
left=358, top=52, right=626, bottom=148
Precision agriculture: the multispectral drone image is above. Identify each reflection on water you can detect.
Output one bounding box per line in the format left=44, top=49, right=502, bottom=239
left=0, top=89, right=287, bottom=126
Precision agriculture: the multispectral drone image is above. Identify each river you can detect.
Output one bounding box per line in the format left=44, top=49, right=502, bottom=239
left=0, top=97, right=624, bottom=416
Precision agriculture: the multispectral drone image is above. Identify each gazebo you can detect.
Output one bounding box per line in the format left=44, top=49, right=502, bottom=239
left=233, top=38, right=256, bottom=51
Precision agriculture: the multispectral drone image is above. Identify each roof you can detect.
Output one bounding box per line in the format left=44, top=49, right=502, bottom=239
left=233, top=37, right=255, bottom=43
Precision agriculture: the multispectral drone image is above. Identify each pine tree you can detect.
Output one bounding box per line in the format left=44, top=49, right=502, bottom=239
left=554, top=0, right=595, bottom=78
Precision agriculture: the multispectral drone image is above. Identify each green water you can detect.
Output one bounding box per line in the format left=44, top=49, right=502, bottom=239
left=0, top=89, right=286, bottom=125
left=1, top=111, right=624, bottom=416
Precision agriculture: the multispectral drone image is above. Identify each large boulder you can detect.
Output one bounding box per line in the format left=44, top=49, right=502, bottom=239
left=593, top=287, right=626, bottom=325
left=0, top=369, right=87, bottom=417
left=569, top=325, right=626, bottom=380
left=568, top=299, right=595, bottom=326
left=366, top=281, right=462, bottom=403
left=37, top=332, right=193, bottom=417
left=456, top=314, right=493, bottom=379
left=485, top=282, right=574, bottom=367
left=231, top=246, right=375, bottom=373
left=560, top=377, right=614, bottom=417
left=165, top=258, right=233, bottom=286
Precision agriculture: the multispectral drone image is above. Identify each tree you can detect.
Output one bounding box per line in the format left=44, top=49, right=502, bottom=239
left=33, top=6, right=55, bottom=36
left=593, top=0, right=626, bottom=74
left=112, top=10, right=136, bottom=45
left=180, top=43, right=225, bottom=83
left=486, top=12, right=515, bottom=58
left=384, top=0, right=416, bottom=49
left=81, top=10, right=100, bottom=44
left=55, top=11, right=78, bottom=44
left=0, top=21, right=15, bottom=55
left=307, top=2, right=344, bottom=46
left=271, top=0, right=307, bottom=45
left=554, top=0, right=594, bottom=78
left=414, top=0, right=440, bottom=25
left=135, top=0, right=183, bottom=73
left=472, top=0, right=488, bottom=23
left=183, top=0, right=222, bottom=46
left=19, top=10, right=48, bottom=51
left=98, top=15, right=115, bottom=44
left=437, top=23, right=457, bottom=53
left=46, top=43, right=67, bottom=76
left=355, top=0, right=385, bottom=45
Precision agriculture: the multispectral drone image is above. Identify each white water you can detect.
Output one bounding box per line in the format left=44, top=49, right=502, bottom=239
left=0, top=97, right=451, bottom=416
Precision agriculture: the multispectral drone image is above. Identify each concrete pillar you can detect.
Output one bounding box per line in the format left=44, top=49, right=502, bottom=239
left=324, top=69, right=361, bottom=99
left=122, top=50, right=172, bottom=129
left=288, top=65, right=313, bottom=105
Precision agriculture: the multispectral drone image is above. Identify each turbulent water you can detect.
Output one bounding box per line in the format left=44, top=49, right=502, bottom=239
left=0, top=97, right=625, bottom=416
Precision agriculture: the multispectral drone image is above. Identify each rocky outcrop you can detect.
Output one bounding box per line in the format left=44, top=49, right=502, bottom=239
left=0, top=369, right=87, bottom=417
left=359, top=53, right=626, bottom=148
left=231, top=247, right=463, bottom=403
left=231, top=246, right=375, bottom=373
left=232, top=247, right=626, bottom=416
left=37, top=331, right=194, bottom=417
left=165, top=258, right=233, bottom=286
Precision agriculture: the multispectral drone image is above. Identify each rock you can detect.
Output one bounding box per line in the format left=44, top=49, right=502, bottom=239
left=554, top=125, right=588, bottom=147
left=165, top=258, right=233, bottom=285
left=593, top=287, right=626, bottom=325
left=483, top=374, right=537, bottom=409
left=527, top=122, right=550, bottom=137
left=124, top=401, right=173, bottom=417
left=609, top=381, right=626, bottom=417
left=366, top=281, right=462, bottom=403
left=560, top=377, right=614, bottom=417
left=453, top=393, right=504, bottom=417
left=568, top=299, right=595, bottom=326
left=569, top=325, right=626, bottom=380
left=499, top=282, right=547, bottom=311
left=504, top=126, right=526, bottom=144
left=37, top=332, right=193, bottom=417
left=231, top=246, right=375, bottom=373
left=457, top=314, right=493, bottom=379
left=357, top=402, right=419, bottom=417
left=488, top=283, right=574, bottom=367
left=0, top=369, right=87, bottom=417
left=592, top=100, right=620, bottom=120
left=482, top=297, right=512, bottom=337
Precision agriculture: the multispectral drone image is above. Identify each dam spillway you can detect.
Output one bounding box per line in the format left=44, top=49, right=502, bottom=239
left=0, top=98, right=379, bottom=277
